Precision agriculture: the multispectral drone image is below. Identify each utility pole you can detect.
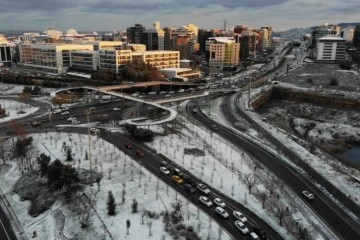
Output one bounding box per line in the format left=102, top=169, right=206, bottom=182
left=86, top=109, right=93, bottom=186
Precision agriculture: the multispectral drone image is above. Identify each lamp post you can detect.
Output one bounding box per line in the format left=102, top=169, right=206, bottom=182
left=86, top=108, right=93, bottom=186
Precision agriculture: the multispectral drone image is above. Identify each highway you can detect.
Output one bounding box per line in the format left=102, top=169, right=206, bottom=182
left=187, top=97, right=360, bottom=240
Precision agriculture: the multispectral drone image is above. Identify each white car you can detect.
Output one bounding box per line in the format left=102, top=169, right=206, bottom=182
left=67, top=117, right=76, bottom=122
left=197, top=183, right=210, bottom=195
left=177, top=89, right=185, bottom=93
left=52, top=108, right=62, bottom=114
left=160, top=167, right=170, bottom=175
left=234, top=220, right=249, bottom=234
left=113, top=107, right=121, bottom=111
left=215, top=207, right=229, bottom=219
left=199, top=196, right=213, bottom=207
left=61, top=111, right=70, bottom=115
left=233, top=211, right=247, bottom=223
left=302, top=190, right=314, bottom=200
left=213, top=198, right=226, bottom=208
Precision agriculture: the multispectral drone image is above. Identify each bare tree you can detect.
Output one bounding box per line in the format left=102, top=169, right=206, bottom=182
left=259, top=190, right=268, bottom=209
left=275, top=202, right=290, bottom=226
left=297, top=224, right=315, bottom=240
left=141, top=210, right=146, bottom=225
left=242, top=172, right=259, bottom=194
left=76, top=191, right=97, bottom=228
left=0, top=142, right=8, bottom=165
left=147, top=221, right=153, bottom=237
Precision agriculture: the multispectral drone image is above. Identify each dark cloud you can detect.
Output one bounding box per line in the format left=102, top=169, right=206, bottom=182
left=0, top=0, right=77, bottom=12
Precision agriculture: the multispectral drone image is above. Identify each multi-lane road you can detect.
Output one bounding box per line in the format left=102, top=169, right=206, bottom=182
left=187, top=97, right=360, bottom=240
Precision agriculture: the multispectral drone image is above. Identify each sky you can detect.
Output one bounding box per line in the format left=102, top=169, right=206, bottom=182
left=0, top=0, right=359, bottom=32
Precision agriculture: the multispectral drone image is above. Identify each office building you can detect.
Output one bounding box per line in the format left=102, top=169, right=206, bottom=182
left=316, top=36, right=346, bottom=62
left=143, top=21, right=165, bottom=51
left=127, top=24, right=145, bottom=44
left=206, top=37, right=240, bottom=69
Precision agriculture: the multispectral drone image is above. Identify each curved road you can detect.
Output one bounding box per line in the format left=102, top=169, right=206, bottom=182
left=188, top=97, right=360, bottom=240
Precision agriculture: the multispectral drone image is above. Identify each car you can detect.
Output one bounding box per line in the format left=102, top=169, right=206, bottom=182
left=89, top=128, right=100, bottom=135
left=160, top=160, right=168, bottom=168
left=67, top=117, right=77, bottom=122
left=124, top=143, right=133, bottom=149
left=164, top=94, right=171, bottom=98
left=172, top=175, right=183, bottom=184
left=160, top=166, right=170, bottom=175
left=184, top=183, right=196, bottom=193
left=113, top=107, right=121, bottom=111
left=234, top=220, right=249, bottom=234
left=215, top=207, right=229, bottom=219
left=61, top=111, right=70, bottom=115
left=61, top=107, right=69, bottom=111
left=52, top=108, right=62, bottom=114
left=72, top=120, right=82, bottom=124
left=136, top=150, right=144, bottom=158
left=173, top=168, right=181, bottom=175
left=199, top=196, right=213, bottom=207
left=253, top=227, right=269, bottom=239
left=233, top=211, right=247, bottom=223
left=178, top=89, right=185, bottom=93
left=250, top=232, right=260, bottom=240
left=211, top=124, right=218, bottom=130
left=197, top=183, right=211, bottom=195
left=302, top=190, right=314, bottom=200
left=213, top=198, right=226, bottom=208
left=169, top=91, right=175, bottom=94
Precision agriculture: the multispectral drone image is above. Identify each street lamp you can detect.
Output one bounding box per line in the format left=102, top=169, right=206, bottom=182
left=85, top=108, right=93, bottom=186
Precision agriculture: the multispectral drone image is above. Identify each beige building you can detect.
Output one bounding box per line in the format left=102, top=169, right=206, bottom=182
left=70, top=51, right=99, bottom=71
left=206, top=37, right=240, bottom=69
left=98, top=50, right=180, bottom=74
left=19, top=43, right=94, bottom=74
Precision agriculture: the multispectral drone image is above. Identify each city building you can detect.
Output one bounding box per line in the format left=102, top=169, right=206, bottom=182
left=22, top=32, right=40, bottom=43
left=206, top=37, right=240, bottom=70
left=0, top=35, right=13, bottom=66
left=165, top=24, right=199, bottom=59
left=311, top=23, right=341, bottom=47
left=257, top=27, right=273, bottom=51
left=69, top=50, right=99, bottom=72
left=127, top=24, right=145, bottom=44
left=98, top=50, right=180, bottom=74
left=353, top=26, right=360, bottom=47
left=341, top=27, right=354, bottom=43
left=143, top=21, right=165, bottom=50
left=78, top=41, right=123, bottom=51
left=159, top=67, right=200, bottom=81
left=316, top=36, right=346, bottom=62
left=235, top=30, right=258, bottom=61
left=19, top=43, right=94, bottom=74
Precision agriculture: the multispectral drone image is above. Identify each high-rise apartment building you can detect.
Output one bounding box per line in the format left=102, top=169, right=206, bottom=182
left=126, top=24, right=145, bottom=44
left=0, top=35, right=12, bottom=66
left=257, top=27, right=273, bottom=51
left=311, top=23, right=341, bottom=47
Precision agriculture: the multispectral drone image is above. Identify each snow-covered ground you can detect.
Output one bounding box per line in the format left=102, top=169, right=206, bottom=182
left=0, top=98, right=39, bottom=123
left=0, top=98, right=232, bottom=240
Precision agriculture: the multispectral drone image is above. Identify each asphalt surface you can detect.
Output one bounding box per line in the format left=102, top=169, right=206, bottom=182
left=189, top=96, right=360, bottom=240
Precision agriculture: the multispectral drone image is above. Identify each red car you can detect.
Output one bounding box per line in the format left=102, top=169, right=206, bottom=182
left=136, top=150, right=144, bottom=158
left=125, top=143, right=133, bottom=149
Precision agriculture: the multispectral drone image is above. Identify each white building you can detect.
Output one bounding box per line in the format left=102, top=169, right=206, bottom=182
left=206, top=37, right=240, bottom=69
left=316, top=36, right=346, bottom=62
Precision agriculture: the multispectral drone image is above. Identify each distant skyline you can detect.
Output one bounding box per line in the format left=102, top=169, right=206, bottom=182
left=0, top=0, right=359, bottom=32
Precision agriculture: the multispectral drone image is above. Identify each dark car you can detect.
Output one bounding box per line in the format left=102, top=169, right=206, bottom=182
left=179, top=173, right=196, bottom=186
left=253, top=227, right=269, bottom=239
left=184, top=183, right=196, bottom=193
left=124, top=143, right=133, bottom=149
left=136, top=150, right=144, bottom=158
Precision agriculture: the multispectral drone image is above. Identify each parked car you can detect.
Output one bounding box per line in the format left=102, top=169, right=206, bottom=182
left=199, top=196, right=213, bottom=207
left=197, top=183, right=211, bottom=195
left=160, top=167, right=170, bottom=175
left=124, top=143, right=133, bottom=149
left=160, top=160, right=168, bottom=168
left=213, top=198, right=226, bottom=208
left=172, top=175, right=183, bottom=184
left=234, top=220, right=249, bottom=234
left=233, top=211, right=247, bottom=223
left=52, top=108, right=62, bottom=114
left=215, top=207, right=229, bottom=219
left=136, top=150, right=144, bottom=158
left=113, top=107, right=121, bottom=111
left=67, top=117, right=77, bottom=122
left=184, top=183, right=196, bottom=193
left=302, top=190, right=314, bottom=200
